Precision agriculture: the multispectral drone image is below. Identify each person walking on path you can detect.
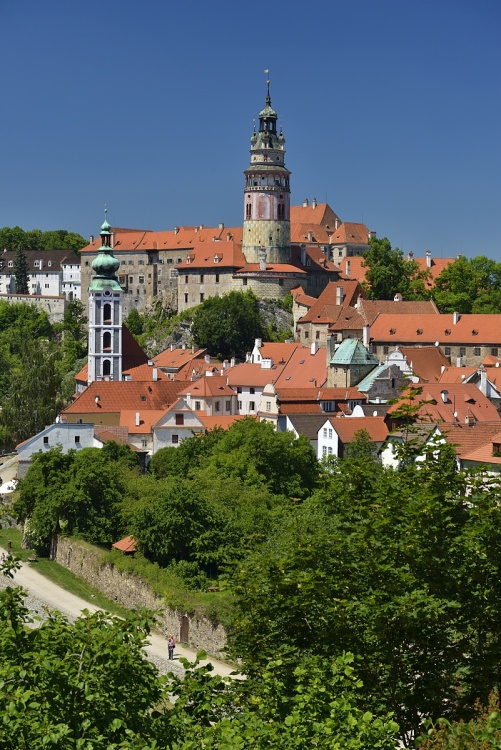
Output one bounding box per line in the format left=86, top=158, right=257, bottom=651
left=168, top=636, right=176, bottom=660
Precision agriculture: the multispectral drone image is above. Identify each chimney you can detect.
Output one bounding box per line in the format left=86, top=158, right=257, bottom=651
left=259, top=247, right=267, bottom=271
left=363, top=325, right=370, bottom=348
left=170, top=343, right=175, bottom=351
left=456, top=356, right=462, bottom=367
left=346, top=260, right=351, bottom=278
left=152, top=368, right=158, bottom=381
left=89, top=235, right=94, bottom=243
left=426, top=249, right=432, bottom=268
left=334, top=218, right=340, bottom=230
left=255, top=338, right=262, bottom=349
left=205, top=354, right=211, bottom=364
left=308, top=231, right=313, bottom=242
left=453, top=311, right=460, bottom=325
left=261, top=357, right=274, bottom=369
left=312, top=197, right=317, bottom=208
left=300, top=244, right=307, bottom=265
left=440, top=390, right=449, bottom=403
left=336, top=286, right=344, bottom=305
left=479, top=366, right=487, bottom=396
left=368, top=230, right=376, bottom=239
left=174, top=226, right=179, bottom=234
left=135, top=412, right=140, bottom=427
left=311, top=341, right=318, bottom=355
left=407, top=250, right=414, bottom=260
left=303, top=198, right=309, bottom=207
left=226, top=232, right=232, bottom=241
left=230, top=357, right=236, bottom=368
left=219, top=222, right=224, bottom=229
left=394, top=293, right=402, bottom=302
left=223, top=360, right=229, bottom=371
left=182, top=342, right=186, bottom=350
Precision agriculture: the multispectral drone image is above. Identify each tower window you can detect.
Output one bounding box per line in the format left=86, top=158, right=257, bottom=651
left=103, top=303, right=111, bottom=323
left=246, top=204, right=252, bottom=219
left=102, top=360, right=111, bottom=376
left=103, top=331, right=112, bottom=350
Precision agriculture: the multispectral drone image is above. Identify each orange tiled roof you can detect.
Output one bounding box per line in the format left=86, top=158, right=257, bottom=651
left=291, top=286, right=317, bottom=309
left=290, top=223, right=333, bottom=244
left=399, top=346, right=451, bottom=383
left=290, top=202, right=340, bottom=229
left=298, top=281, right=364, bottom=323
left=80, top=226, right=243, bottom=254
left=112, top=536, right=137, bottom=553
left=359, top=299, right=438, bottom=324
left=153, top=347, right=206, bottom=369
left=63, top=380, right=185, bottom=415
left=198, top=414, right=251, bottom=430
left=177, top=241, right=246, bottom=269
left=388, top=383, right=501, bottom=424
left=327, top=306, right=366, bottom=331
left=234, top=263, right=307, bottom=275
left=255, top=342, right=299, bottom=362
left=227, top=362, right=286, bottom=387
left=437, top=366, right=478, bottom=384
left=329, top=416, right=388, bottom=443
left=122, top=362, right=170, bottom=382
left=273, top=347, right=327, bottom=389
left=280, top=402, right=323, bottom=414
left=120, top=410, right=167, bottom=433
left=177, top=375, right=235, bottom=398
left=329, top=222, right=370, bottom=245
left=439, top=421, right=501, bottom=458
left=370, top=313, right=501, bottom=345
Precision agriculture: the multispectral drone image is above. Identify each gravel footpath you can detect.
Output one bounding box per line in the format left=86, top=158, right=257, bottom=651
left=0, top=568, right=193, bottom=679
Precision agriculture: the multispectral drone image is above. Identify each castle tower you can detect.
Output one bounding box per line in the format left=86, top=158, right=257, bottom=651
left=242, top=79, right=291, bottom=264
left=87, top=211, right=123, bottom=383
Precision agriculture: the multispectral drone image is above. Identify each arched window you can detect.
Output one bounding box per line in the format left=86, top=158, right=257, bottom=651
left=103, top=331, right=112, bottom=350
left=102, top=359, right=111, bottom=376
left=103, top=303, right=112, bottom=323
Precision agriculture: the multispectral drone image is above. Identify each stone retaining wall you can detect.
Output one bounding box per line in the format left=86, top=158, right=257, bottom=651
left=50, top=536, right=227, bottom=656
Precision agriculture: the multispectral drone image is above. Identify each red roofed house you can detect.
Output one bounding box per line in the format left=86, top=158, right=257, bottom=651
left=317, top=416, right=388, bottom=459
left=368, top=312, right=501, bottom=367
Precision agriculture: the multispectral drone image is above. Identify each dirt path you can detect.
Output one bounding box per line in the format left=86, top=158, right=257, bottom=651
left=0, top=546, right=237, bottom=679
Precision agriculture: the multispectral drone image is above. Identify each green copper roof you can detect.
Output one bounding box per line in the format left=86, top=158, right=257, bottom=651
left=89, top=209, right=121, bottom=292
left=329, top=339, right=379, bottom=367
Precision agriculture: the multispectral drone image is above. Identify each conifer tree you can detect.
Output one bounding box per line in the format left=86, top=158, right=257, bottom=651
left=13, top=242, right=30, bottom=294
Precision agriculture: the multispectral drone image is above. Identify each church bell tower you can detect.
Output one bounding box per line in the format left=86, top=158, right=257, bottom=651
left=242, top=78, right=291, bottom=265
left=87, top=210, right=123, bottom=383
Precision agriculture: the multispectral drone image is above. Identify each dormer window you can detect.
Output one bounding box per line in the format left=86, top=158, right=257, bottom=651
left=389, top=328, right=396, bottom=335
left=472, top=329, right=478, bottom=335
left=445, top=329, right=451, bottom=335
left=416, top=329, right=423, bottom=335
left=214, top=255, right=220, bottom=264
left=186, top=256, right=192, bottom=265
left=8, top=261, right=13, bottom=268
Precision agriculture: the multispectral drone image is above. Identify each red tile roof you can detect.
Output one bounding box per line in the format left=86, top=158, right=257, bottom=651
left=227, top=362, right=286, bottom=387
left=80, top=226, right=243, bottom=255
left=291, top=286, right=317, bottom=309
left=370, top=313, right=501, bottom=345
left=63, top=380, right=185, bottom=416
left=234, top=263, right=307, bottom=275
left=399, top=346, right=451, bottom=383
left=177, top=376, right=235, bottom=398
left=437, top=366, right=478, bottom=384
left=290, top=202, right=340, bottom=229
left=153, top=347, right=206, bottom=370
left=329, top=416, right=388, bottom=443
left=256, top=342, right=299, bottom=362
left=388, top=383, right=501, bottom=424
left=177, top=241, right=246, bottom=269
left=273, top=347, right=327, bottom=389
left=120, top=410, right=167, bottom=433
left=329, top=222, right=370, bottom=245
left=290, top=223, right=333, bottom=244
left=298, top=281, right=364, bottom=323
left=439, top=421, right=501, bottom=458
left=112, top=536, right=137, bottom=553
left=359, top=299, right=439, bottom=324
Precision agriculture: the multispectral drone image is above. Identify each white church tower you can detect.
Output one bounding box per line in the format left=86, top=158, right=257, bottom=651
left=87, top=211, right=123, bottom=383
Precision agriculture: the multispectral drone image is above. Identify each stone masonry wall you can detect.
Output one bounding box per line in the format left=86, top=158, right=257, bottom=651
left=51, top=536, right=227, bottom=656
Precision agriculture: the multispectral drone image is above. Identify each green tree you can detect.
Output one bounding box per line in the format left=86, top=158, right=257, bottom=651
left=0, top=338, right=63, bottom=445
left=191, top=290, right=264, bottom=358
left=124, top=307, right=144, bottom=336
left=433, top=255, right=501, bottom=313
left=418, top=691, right=501, bottom=749
left=15, top=445, right=133, bottom=550
left=13, top=242, right=30, bottom=294
left=227, top=441, right=501, bottom=745
left=362, top=236, right=429, bottom=300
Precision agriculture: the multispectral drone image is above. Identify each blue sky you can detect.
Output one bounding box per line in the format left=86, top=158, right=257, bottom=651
left=2, top=0, right=500, bottom=259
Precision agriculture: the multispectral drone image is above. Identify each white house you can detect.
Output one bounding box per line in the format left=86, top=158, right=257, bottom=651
left=17, top=422, right=96, bottom=478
